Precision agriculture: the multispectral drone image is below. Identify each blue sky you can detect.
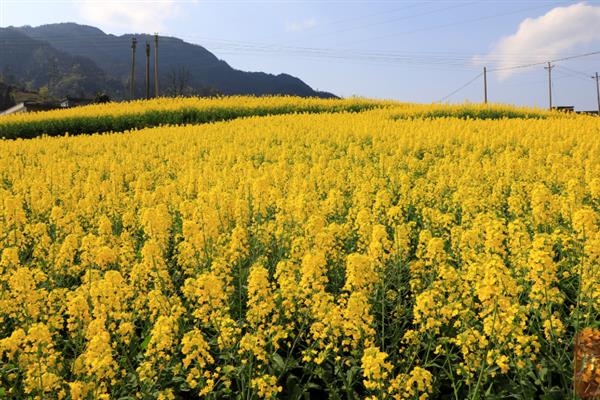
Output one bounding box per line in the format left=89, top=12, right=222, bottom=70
left=2, top=0, right=600, bottom=109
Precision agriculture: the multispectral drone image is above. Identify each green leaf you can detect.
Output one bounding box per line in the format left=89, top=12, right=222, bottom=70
left=346, top=368, right=356, bottom=385
left=272, top=353, right=286, bottom=374
left=285, top=374, right=302, bottom=398
left=140, top=335, right=151, bottom=350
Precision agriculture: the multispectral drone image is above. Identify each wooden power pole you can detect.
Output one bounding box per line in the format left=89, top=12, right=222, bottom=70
left=130, top=37, right=137, bottom=100
left=145, top=42, right=151, bottom=100
left=483, top=66, right=488, bottom=104
left=593, top=72, right=600, bottom=116
left=545, top=62, right=554, bottom=110
left=154, top=33, right=159, bottom=97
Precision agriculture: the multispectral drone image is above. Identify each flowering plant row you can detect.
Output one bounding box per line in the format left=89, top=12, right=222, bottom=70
left=0, top=96, right=393, bottom=139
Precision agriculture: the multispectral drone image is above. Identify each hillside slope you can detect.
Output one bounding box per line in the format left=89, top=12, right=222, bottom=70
left=12, top=23, right=336, bottom=99
left=0, top=27, right=124, bottom=98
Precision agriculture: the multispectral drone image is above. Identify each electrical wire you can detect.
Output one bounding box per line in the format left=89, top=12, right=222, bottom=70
left=3, top=26, right=600, bottom=75
left=333, top=2, right=564, bottom=47
left=555, top=65, right=593, bottom=78
left=294, top=1, right=475, bottom=44
left=553, top=67, right=592, bottom=83
left=489, top=50, right=600, bottom=72
left=437, top=72, right=483, bottom=102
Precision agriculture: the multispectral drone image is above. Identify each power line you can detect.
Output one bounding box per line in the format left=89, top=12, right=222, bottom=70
left=545, top=62, right=554, bottom=109
left=333, top=2, right=564, bottom=47
left=280, top=1, right=437, bottom=45
left=301, top=1, right=475, bottom=44
left=154, top=33, right=159, bottom=97
left=1, top=28, right=579, bottom=68
left=555, top=64, right=591, bottom=78
left=130, top=37, right=137, bottom=100
left=437, top=72, right=483, bottom=102
left=497, top=73, right=572, bottom=87
left=0, top=34, right=557, bottom=68
left=0, top=42, right=515, bottom=70
left=593, top=72, right=600, bottom=115
left=324, top=1, right=430, bottom=26
left=489, top=50, right=600, bottom=72
left=3, top=28, right=600, bottom=76
left=437, top=64, right=593, bottom=106
left=145, top=42, right=151, bottom=100
left=0, top=34, right=563, bottom=64
left=554, top=67, right=592, bottom=83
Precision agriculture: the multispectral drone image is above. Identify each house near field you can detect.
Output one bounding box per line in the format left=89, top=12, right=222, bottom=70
left=553, top=106, right=599, bottom=115
left=0, top=96, right=94, bottom=116
left=552, top=106, right=575, bottom=112
left=60, top=96, right=94, bottom=108
left=0, top=83, right=12, bottom=111
left=0, top=100, right=61, bottom=115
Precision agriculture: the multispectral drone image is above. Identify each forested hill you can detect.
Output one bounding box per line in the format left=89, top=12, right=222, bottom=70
left=0, top=23, right=336, bottom=100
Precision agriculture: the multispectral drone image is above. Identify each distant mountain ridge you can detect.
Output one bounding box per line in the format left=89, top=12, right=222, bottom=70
left=0, top=27, right=124, bottom=99
left=0, top=23, right=336, bottom=100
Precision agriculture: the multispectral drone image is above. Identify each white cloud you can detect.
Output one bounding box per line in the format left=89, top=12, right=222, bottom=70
left=477, top=2, right=600, bottom=79
left=285, top=18, right=317, bottom=33
left=77, top=0, right=181, bottom=33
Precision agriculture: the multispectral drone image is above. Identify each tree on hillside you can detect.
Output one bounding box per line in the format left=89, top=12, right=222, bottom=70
left=164, top=65, right=221, bottom=97
left=165, top=65, right=192, bottom=96
left=0, top=66, right=16, bottom=85
left=0, top=82, right=15, bottom=111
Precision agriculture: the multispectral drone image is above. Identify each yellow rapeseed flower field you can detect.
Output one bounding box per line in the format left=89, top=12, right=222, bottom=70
left=0, top=98, right=598, bottom=399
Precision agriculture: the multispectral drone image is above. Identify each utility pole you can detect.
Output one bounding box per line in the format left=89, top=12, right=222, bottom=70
left=483, top=66, right=488, bottom=104
left=154, top=33, right=159, bottom=97
left=130, top=37, right=137, bottom=100
left=545, top=62, right=554, bottom=110
left=593, top=72, right=600, bottom=116
left=145, top=42, right=151, bottom=100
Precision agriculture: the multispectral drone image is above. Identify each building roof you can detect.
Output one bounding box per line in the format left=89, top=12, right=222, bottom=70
left=0, top=101, right=61, bottom=115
